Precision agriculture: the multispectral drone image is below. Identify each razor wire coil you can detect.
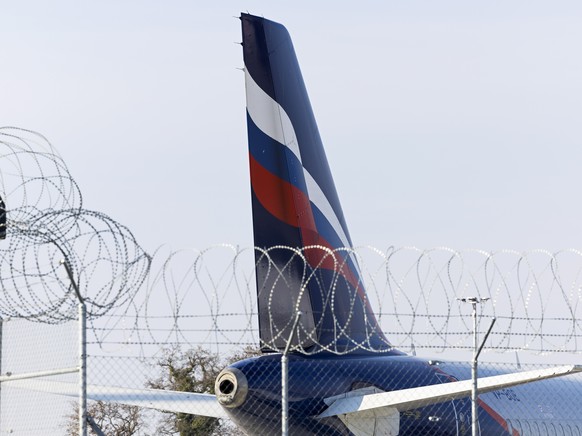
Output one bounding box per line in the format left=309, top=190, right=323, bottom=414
left=1, top=128, right=582, bottom=355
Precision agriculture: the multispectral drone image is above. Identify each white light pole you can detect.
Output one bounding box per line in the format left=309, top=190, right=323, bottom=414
left=459, top=297, right=496, bottom=436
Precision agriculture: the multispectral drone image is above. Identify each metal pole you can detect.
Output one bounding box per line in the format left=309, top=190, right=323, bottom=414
left=87, top=414, right=106, bottom=436
left=471, top=315, right=496, bottom=436
left=471, top=301, right=478, bottom=436
left=282, top=312, right=302, bottom=436
left=78, top=299, right=87, bottom=436
left=281, top=354, right=288, bottom=435
left=0, top=367, right=79, bottom=382
left=458, top=297, right=491, bottom=436
left=475, top=318, right=496, bottom=363
left=0, top=317, right=3, bottom=435
left=61, top=259, right=87, bottom=436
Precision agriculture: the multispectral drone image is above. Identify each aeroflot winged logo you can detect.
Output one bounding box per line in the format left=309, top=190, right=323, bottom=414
left=241, top=14, right=393, bottom=353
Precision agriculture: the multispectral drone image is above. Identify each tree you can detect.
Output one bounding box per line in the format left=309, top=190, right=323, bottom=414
left=64, top=345, right=260, bottom=436
left=147, top=345, right=221, bottom=435
left=148, top=345, right=261, bottom=436
left=65, top=401, right=149, bottom=436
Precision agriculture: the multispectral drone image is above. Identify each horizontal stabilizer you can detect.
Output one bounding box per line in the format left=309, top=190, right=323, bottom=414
left=6, top=379, right=227, bottom=419
left=318, top=364, right=582, bottom=418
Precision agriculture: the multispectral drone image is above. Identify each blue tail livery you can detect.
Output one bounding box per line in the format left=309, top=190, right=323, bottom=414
left=242, top=13, right=391, bottom=353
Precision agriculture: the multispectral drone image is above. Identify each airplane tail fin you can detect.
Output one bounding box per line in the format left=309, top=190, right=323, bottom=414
left=241, top=14, right=394, bottom=353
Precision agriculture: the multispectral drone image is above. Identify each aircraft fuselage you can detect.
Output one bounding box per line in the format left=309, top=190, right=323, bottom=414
left=219, top=353, right=516, bottom=435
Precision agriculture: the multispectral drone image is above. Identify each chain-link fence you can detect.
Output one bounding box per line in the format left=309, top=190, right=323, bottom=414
left=2, top=267, right=582, bottom=435
left=0, top=319, right=77, bottom=434
left=2, top=128, right=582, bottom=434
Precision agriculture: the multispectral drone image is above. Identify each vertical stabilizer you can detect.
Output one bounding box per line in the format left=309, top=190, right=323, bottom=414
left=242, top=14, right=392, bottom=353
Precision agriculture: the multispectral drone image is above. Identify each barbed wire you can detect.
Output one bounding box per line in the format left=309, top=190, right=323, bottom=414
left=2, top=128, right=582, bottom=355
left=0, top=127, right=151, bottom=322
left=90, top=245, right=582, bottom=356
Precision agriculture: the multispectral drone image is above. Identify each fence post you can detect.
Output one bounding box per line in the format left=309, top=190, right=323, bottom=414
left=459, top=297, right=494, bottom=436
left=62, top=260, right=87, bottom=436
left=282, top=312, right=302, bottom=436
left=0, top=317, right=3, bottom=434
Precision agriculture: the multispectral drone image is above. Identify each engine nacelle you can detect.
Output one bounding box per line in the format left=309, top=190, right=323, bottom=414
left=215, top=367, right=248, bottom=408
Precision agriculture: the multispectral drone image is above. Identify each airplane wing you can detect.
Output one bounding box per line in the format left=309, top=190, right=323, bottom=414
left=7, top=365, right=580, bottom=423
left=318, top=364, right=582, bottom=418
left=5, top=379, right=227, bottom=418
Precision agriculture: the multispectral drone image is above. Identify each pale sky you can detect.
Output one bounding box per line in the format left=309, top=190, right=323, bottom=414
left=3, top=3, right=582, bottom=432
left=2, top=0, right=582, bottom=254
